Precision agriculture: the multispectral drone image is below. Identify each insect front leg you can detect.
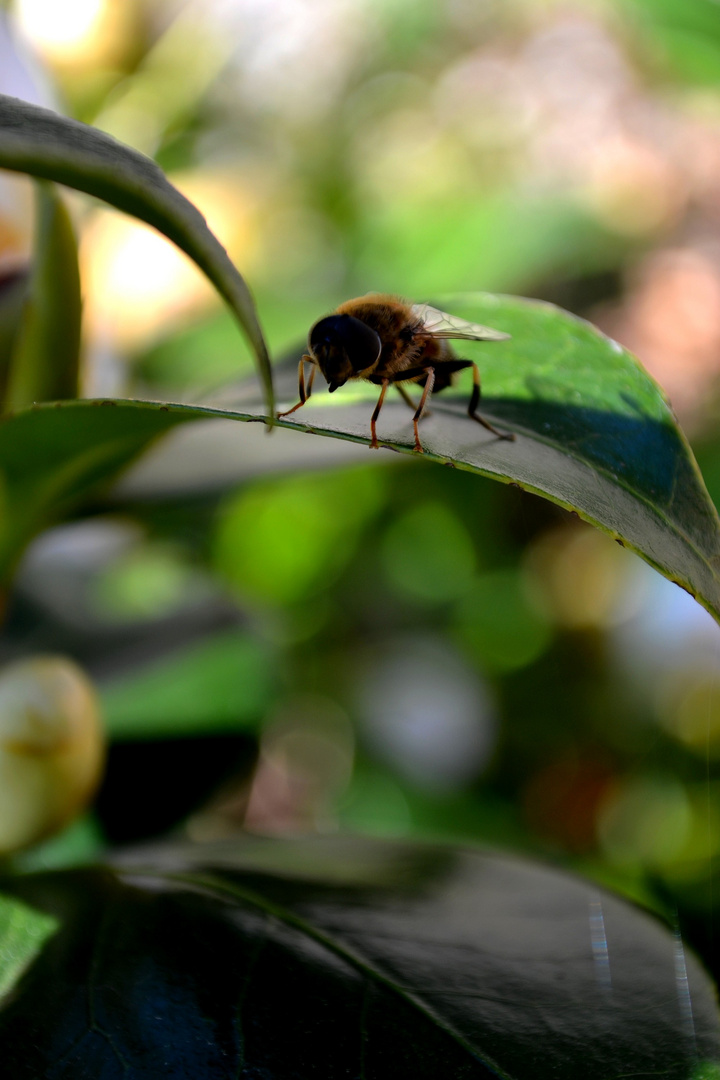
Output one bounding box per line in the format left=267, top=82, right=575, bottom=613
left=411, top=368, right=435, bottom=453
left=305, top=362, right=317, bottom=401
left=370, top=379, right=390, bottom=449
left=277, top=355, right=316, bottom=418
left=468, top=362, right=514, bottom=441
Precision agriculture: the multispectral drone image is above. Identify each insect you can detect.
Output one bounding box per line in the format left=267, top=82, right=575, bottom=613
left=277, top=293, right=514, bottom=452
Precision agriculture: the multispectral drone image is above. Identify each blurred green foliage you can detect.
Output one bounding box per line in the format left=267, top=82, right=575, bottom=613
left=215, top=466, right=386, bottom=606
left=101, top=630, right=275, bottom=740
left=624, top=0, right=720, bottom=85
left=453, top=569, right=553, bottom=673
left=5, top=0, right=720, bottom=982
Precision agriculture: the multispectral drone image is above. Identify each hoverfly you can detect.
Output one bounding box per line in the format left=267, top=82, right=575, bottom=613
left=277, top=293, right=514, bottom=452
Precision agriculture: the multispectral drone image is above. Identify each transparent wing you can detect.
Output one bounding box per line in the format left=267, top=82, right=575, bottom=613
left=411, top=302, right=510, bottom=342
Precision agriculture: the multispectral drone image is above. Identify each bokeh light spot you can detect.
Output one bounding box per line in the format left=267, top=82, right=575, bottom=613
left=14, top=0, right=130, bottom=67
left=454, top=569, right=552, bottom=672
left=356, top=634, right=496, bottom=790
left=381, top=501, right=476, bottom=603
left=598, top=775, right=692, bottom=869
left=526, top=523, right=640, bottom=629
left=16, top=0, right=105, bottom=50
left=215, top=467, right=383, bottom=606
left=92, top=545, right=208, bottom=623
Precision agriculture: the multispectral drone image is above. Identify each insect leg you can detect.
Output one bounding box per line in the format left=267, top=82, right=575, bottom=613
left=468, top=362, right=515, bottom=441
left=277, top=355, right=314, bottom=418
left=370, top=379, right=390, bottom=449
left=412, top=368, right=435, bottom=453
left=305, top=363, right=317, bottom=402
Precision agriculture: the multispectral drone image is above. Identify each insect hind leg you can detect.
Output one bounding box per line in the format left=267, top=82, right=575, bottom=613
left=468, top=362, right=514, bottom=441
left=411, top=368, right=435, bottom=453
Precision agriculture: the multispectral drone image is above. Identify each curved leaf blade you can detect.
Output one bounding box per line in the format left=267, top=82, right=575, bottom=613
left=0, top=94, right=273, bottom=413
left=263, top=292, right=720, bottom=625
left=0, top=836, right=717, bottom=1078
left=1, top=293, right=718, bottom=623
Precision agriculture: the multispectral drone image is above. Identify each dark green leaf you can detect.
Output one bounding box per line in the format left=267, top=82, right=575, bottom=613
left=0, top=94, right=273, bottom=413
left=6, top=182, right=81, bottom=409
left=0, top=836, right=717, bottom=1078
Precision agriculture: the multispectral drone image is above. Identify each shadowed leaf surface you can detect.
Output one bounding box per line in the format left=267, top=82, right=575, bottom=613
left=2, top=292, right=718, bottom=623
left=0, top=835, right=717, bottom=1078
left=234, top=292, right=720, bottom=623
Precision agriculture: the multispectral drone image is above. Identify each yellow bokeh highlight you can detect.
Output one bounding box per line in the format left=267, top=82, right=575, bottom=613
left=657, top=671, right=720, bottom=757
left=598, top=774, right=720, bottom=877
left=597, top=775, right=693, bottom=868
left=80, top=170, right=259, bottom=352
left=81, top=213, right=213, bottom=352
left=15, top=0, right=134, bottom=68
left=525, top=523, right=642, bottom=630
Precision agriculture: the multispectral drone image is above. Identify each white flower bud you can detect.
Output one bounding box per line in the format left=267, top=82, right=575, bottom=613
left=0, top=656, right=105, bottom=853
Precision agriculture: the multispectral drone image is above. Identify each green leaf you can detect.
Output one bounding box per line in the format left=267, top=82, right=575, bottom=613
left=5, top=182, right=81, bottom=409
left=0, top=836, right=717, bottom=1077
left=265, top=292, right=720, bottom=625
left=101, top=629, right=275, bottom=740
left=1, top=294, right=719, bottom=627
left=0, top=892, right=57, bottom=1001
left=0, top=94, right=273, bottom=414
left=623, top=0, right=720, bottom=86
left=0, top=399, right=194, bottom=580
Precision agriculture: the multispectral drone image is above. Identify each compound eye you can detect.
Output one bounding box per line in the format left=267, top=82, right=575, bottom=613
left=310, top=314, right=381, bottom=371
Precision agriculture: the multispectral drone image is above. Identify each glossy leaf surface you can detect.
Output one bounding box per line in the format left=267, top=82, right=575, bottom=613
left=0, top=835, right=717, bottom=1078
left=1, top=294, right=718, bottom=624
left=0, top=94, right=272, bottom=412
left=260, top=292, right=720, bottom=623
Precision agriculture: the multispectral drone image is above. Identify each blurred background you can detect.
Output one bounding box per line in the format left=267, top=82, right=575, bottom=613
left=2, top=0, right=720, bottom=979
